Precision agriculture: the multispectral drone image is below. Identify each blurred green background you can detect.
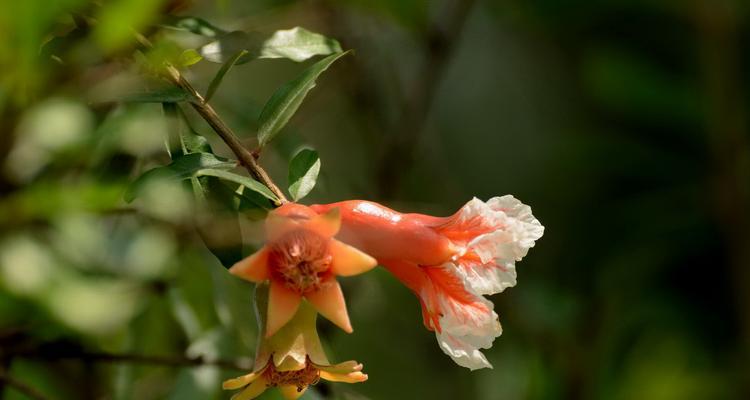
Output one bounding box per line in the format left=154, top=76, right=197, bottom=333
left=1, top=0, right=749, bottom=399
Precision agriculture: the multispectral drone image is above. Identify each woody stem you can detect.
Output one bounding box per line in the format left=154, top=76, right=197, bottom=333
left=135, top=33, right=289, bottom=204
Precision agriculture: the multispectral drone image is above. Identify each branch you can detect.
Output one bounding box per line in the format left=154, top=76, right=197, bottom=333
left=0, top=371, right=49, bottom=400
left=134, top=33, right=288, bottom=204
left=375, top=0, right=476, bottom=198
left=11, top=350, right=253, bottom=371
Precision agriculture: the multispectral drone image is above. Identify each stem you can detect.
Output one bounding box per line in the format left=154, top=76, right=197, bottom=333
left=0, top=371, right=49, bottom=400
left=11, top=350, right=252, bottom=371
left=135, top=33, right=288, bottom=204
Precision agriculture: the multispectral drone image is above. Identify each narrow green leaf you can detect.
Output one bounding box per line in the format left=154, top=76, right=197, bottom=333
left=125, top=153, right=236, bottom=202
left=288, top=149, right=320, bottom=201
left=178, top=49, right=203, bottom=67
left=121, top=87, right=193, bottom=103
left=257, top=51, right=350, bottom=148
left=161, top=16, right=227, bottom=38
left=196, top=169, right=279, bottom=203
left=205, top=50, right=249, bottom=102
left=260, top=27, right=342, bottom=62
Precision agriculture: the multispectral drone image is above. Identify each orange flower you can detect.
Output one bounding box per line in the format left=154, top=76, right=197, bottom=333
left=229, top=203, right=377, bottom=337
left=311, top=196, right=543, bottom=369
left=223, top=283, right=368, bottom=400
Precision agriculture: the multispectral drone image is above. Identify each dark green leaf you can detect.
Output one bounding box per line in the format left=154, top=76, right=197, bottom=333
left=236, top=185, right=273, bottom=221
left=196, top=169, right=279, bottom=203
left=125, top=153, right=236, bottom=202
left=161, top=16, right=227, bottom=38
left=121, top=87, right=193, bottom=103
left=205, top=50, right=249, bottom=102
left=288, top=149, right=320, bottom=201
left=257, top=51, right=350, bottom=148
left=163, top=103, right=213, bottom=156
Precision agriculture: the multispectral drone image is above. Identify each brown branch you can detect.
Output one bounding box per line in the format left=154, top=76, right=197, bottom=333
left=11, top=350, right=253, bottom=371
left=0, top=371, right=50, bottom=400
left=693, top=0, right=750, bottom=394
left=375, top=0, right=476, bottom=199
left=134, top=33, right=288, bottom=204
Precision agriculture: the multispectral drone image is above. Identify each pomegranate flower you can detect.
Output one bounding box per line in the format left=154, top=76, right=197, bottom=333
left=223, top=284, right=367, bottom=400
left=229, top=203, right=377, bottom=337
left=310, top=195, right=544, bottom=370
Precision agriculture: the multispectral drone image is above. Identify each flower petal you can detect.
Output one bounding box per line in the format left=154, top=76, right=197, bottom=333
left=305, top=280, right=352, bottom=333
left=267, top=281, right=302, bottom=337
left=302, top=207, right=340, bottom=238
left=278, top=385, right=307, bottom=400
left=229, top=247, right=271, bottom=283
left=316, top=360, right=363, bottom=374
left=230, top=377, right=268, bottom=400
left=427, top=265, right=502, bottom=370
left=266, top=212, right=302, bottom=242
left=444, top=196, right=543, bottom=295
left=329, top=239, right=377, bottom=277
left=223, top=368, right=266, bottom=390
left=320, top=370, right=368, bottom=383
left=384, top=261, right=501, bottom=370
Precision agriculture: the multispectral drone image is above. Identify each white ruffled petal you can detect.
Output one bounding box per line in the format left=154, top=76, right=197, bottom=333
left=437, top=331, right=493, bottom=370
left=487, top=195, right=544, bottom=256
left=449, top=195, right=543, bottom=295
left=423, top=265, right=503, bottom=370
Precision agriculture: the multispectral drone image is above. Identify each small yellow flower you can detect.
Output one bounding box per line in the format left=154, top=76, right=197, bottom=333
left=223, top=282, right=367, bottom=400
left=223, top=357, right=367, bottom=400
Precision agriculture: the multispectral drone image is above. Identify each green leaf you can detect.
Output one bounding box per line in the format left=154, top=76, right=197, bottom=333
left=199, top=27, right=342, bottom=64
left=199, top=31, right=261, bottom=64
left=121, top=87, right=193, bottom=103
left=163, top=103, right=213, bottom=156
left=179, top=49, right=203, bottom=67
left=192, top=177, right=244, bottom=269
left=161, top=16, right=227, bottom=38
left=257, top=51, right=350, bottom=148
left=196, top=169, right=279, bottom=203
left=260, top=27, right=342, bottom=62
left=236, top=185, right=272, bottom=221
left=125, top=153, right=236, bottom=202
left=205, top=50, right=249, bottom=102
left=287, top=149, right=321, bottom=201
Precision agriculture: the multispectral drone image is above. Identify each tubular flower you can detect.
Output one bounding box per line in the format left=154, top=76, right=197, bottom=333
left=223, top=284, right=368, bottom=400
left=310, top=195, right=544, bottom=370
left=229, top=203, right=377, bottom=337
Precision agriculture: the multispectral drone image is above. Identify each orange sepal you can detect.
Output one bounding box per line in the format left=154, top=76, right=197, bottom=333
left=305, top=279, right=352, bottom=333
left=329, top=239, right=377, bottom=277
left=229, top=247, right=271, bottom=283
left=266, top=281, right=302, bottom=337
left=302, top=208, right=340, bottom=238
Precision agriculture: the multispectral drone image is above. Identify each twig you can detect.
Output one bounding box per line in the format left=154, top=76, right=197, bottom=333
left=375, top=0, right=476, bottom=198
left=134, top=33, right=288, bottom=204
left=11, top=350, right=253, bottom=371
left=0, top=371, right=50, bottom=400
left=693, top=0, right=750, bottom=394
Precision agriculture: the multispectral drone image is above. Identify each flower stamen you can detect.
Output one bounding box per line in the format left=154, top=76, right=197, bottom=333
left=268, top=230, right=333, bottom=294
left=263, top=359, right=321, bottom=392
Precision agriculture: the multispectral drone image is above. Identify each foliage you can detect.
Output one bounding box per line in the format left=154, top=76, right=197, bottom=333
left=0, top=0, right=747, bottom=400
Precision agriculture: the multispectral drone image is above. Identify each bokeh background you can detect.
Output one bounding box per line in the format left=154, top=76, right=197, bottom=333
left=1, top=0, right=749, bottom=399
